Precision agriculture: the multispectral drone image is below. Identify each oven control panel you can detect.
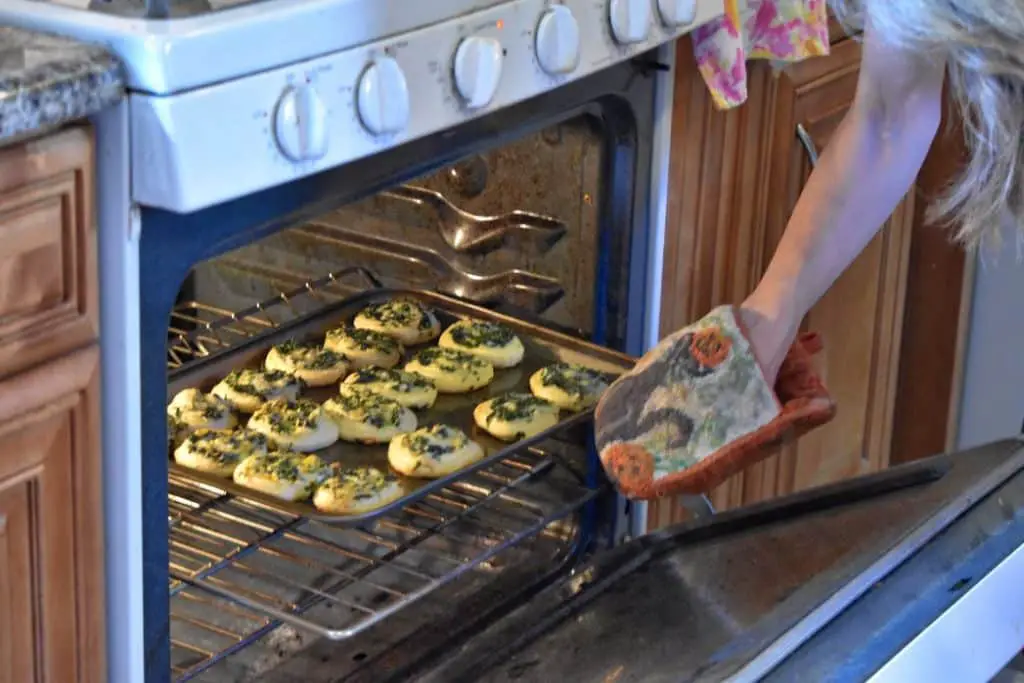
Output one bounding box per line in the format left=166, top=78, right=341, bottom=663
left=130, top=0, right=726, bottom=213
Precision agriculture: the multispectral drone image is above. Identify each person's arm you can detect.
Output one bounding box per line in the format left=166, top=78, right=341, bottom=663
left=740, top=24, right=946, bottom=381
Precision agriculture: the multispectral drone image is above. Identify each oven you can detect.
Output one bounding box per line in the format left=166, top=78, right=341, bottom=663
left=8, top=1, right=1024, bottom=681
left=149, top=62, right=663, bottom=681
left=0, top=0, right=724, bottom=679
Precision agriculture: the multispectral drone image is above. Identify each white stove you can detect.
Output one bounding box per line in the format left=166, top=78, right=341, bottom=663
left=0, top=2, right=723, bottom=681
left=1, top=0, right=722, bottom=213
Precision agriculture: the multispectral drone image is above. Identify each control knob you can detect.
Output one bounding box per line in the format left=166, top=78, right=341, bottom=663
left=609, top=0, right=651, bottom=44
left=273, top=83, right=328, bottom=162
left=356, top=56, right=411, bottom=136
left=535, top=5, right=581, bottom=75
left=453, top=36, right=504, bottom=109
left=657, top=0, right=698, bottom=26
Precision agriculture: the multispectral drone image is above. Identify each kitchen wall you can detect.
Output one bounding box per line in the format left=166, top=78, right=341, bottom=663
left=956, top=243, right=1024, bottom=448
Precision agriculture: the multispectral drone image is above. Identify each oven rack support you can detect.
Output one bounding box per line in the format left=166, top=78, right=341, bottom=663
left=168, top=444, right=598, bottom=680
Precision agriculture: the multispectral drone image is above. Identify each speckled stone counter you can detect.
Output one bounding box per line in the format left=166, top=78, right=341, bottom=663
left=0, top=27, right=123, bottom=143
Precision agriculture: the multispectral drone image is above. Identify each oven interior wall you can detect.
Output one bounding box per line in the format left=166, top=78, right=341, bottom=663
left=186, top=115, right=605, bottom=338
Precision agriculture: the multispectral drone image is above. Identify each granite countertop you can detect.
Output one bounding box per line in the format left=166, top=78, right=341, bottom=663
left=0, top=26, right=124, bottom=143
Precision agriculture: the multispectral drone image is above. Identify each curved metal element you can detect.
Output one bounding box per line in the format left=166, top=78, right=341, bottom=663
left=382, top=185, right=568, bottom=255
left=796, top=123, right=820, bottom=167
left=295, top=222, right=566, bottom=312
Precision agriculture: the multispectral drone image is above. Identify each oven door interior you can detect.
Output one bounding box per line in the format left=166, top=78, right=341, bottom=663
left=407, top=439, right=1024, bottom=683
left=145, top=57, right=660, bottom=681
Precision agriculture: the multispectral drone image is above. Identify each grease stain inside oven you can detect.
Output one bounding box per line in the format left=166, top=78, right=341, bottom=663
left=187, top=116, right=604, bottom=336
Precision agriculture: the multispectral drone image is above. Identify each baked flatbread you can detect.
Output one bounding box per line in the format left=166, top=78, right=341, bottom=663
left=233, top=452, right=328, bottom=502
left=247, top=397, right=340, bottom=452
left=438, top=319, right=525, bottom=368
left=322, top=385, right=418, bottom=444
left=473, top=392, right=560, bottom=442
left=312, top=466, right=408, bottom=515
left=265, top=341, right=348, bottom=386
left=353, top=299, right=441, bottom=345
left=173, top=427, right=270, bottom=477
left=405, top=347, right=494, bottom=394
left=529, top=362, right=609, bottom=411
left=211, top=368, right=301, bottom=413
left=167, top=387, right=237, bottom=431
left=341, top=366, right=438, bottom=409
left=324, top=326, right=404, bottom=369
left=388, top=424, right=485, bottom=478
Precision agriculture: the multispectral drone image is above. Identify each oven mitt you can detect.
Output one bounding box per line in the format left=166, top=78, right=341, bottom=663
left=594, top=305, right=836, bottom=499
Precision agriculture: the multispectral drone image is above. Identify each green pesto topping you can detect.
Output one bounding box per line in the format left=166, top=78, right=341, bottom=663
left=487, top=393, right=555, bottom=424
left=224, top=368, right=296, bottom=397
left=185, top=428, right=267, bottom=465
left=247, top=452, right=324, bottom=484
left=405, top=425, right=467, bottom=458
left=322, top=467, right=398, bottom=500
left=448, top=320, right=516, bottom=349
left=253, top=398, right=321, bottom=435
left=347, top=367, right=433, bottom=393
left=538, top=362, right=608, bottom=398
left=273, top=341, right=346, bottom=370
left=326, top=326, right=401, bottom=354
left=413, top=347, right=486, bottom=373
left=170, top=390, right=231, bottom=422
left=359, top=299, right=435, bottom=330
left=328, top=388, right=403, bottom=428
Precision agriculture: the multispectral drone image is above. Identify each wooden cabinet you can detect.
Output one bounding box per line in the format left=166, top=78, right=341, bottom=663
left=653, top=36, right=970, bottom=525
left=0, top=127, right=97, bottom=381
left=0, top=126, right=104, bottom=682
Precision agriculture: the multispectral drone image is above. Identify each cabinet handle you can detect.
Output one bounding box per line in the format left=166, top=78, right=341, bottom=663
left=796, top=123, right=820, bottom=167
left=0, top=513, right=6, bottom=532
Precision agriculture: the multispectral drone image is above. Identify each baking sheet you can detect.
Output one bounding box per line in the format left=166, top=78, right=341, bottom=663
left=167, top=289, right=635, bottom=525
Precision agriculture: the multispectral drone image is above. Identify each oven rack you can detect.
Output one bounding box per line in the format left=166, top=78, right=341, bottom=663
left=169, top=443, right=598, bottom=681
left=168, top=259, right=566, bottom=371
left=168, top=266, right=382, bottom=370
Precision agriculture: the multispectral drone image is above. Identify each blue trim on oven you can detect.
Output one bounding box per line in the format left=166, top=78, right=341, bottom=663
left=138, top=55, right=657, bottom=680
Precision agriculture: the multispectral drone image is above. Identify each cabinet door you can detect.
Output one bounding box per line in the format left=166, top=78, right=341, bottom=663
left=753, top=39, right=913, bottom=498
left=0, top=345, right=104, bottom=683
left=656, top=38, right=913, bottom=522
left=0, top=126, right=97, bottom=381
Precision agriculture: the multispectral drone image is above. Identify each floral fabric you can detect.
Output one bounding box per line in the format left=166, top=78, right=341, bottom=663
left=595, top=307, right=780, bottom=484
left=693, top=0, right=831, bottom=109
left=593, top=306, right=837, bottom=500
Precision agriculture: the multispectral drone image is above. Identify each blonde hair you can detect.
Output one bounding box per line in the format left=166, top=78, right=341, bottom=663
left=831, top=0, right=1024, bottom=249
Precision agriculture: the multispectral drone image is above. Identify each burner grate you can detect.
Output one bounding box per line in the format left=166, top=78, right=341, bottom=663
left=168, top=445, right=596, bottom=681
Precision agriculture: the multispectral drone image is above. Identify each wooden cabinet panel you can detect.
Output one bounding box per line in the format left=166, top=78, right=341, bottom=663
left=754, top=39, right=914, bottom=496
left=0, top=126, right=97, bottom=380
left=653, top=37, right=935, bottom=525
left=0, top=345, right=104, bottom=683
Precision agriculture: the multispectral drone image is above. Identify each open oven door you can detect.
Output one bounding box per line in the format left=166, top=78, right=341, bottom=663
left=396, top=438, right=1024, bottom=683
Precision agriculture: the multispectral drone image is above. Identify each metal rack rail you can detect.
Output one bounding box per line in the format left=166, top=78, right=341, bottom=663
left=169, top=445, right=597, bottom=680
left=165, top=266, right=604, bottom=680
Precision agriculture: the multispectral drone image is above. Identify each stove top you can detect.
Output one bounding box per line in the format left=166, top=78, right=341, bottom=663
left=1, top=0, right=521, bottom=93
left=43, top=0, right=502, bottom=19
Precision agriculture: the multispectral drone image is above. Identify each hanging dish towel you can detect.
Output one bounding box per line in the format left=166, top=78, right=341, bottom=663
left=692, top=0, right=831, bottom=109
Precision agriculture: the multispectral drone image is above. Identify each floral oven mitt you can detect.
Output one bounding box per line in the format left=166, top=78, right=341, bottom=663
left=594, top=306, right=836, bottom=499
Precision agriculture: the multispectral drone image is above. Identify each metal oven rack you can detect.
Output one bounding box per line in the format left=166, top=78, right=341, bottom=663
left=165, top=268, right=603, bottom=681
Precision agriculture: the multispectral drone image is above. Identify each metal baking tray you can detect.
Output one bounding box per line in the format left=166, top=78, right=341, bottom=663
left=167, top=288, right=634, bottom=525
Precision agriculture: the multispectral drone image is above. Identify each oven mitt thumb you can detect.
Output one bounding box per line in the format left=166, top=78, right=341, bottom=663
left=594, top=305, right=836, bottom=499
